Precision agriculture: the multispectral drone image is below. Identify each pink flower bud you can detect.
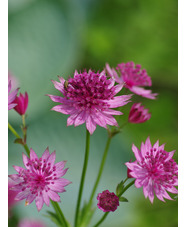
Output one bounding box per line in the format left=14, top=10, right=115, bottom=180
left=14, top=92, right=29, bottom=115
left=128, top=103, right=151, bottom=124
left=97, top=190, right=119, bottom=212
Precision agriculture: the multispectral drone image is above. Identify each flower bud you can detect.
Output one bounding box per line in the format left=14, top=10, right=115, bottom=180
left=128, top=103, right=151, bottom=124
left=14, top=92, right=29, bottom=115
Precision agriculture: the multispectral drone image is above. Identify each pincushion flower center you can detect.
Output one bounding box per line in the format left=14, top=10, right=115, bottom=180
left=65, top=73, right=113, bottom=110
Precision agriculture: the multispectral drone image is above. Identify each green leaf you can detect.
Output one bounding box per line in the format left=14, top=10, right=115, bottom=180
left=43, top=211, right=61, bottom=227
left=14, top=138, right=24, bottom=145
left=78, top=201, right=96, bottom=227
left=119, top=196, right=128, bottom=202
left=116, top=180, right=125, bottom=196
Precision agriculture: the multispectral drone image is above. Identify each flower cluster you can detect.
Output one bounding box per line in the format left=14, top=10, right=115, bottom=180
left=8, top=61, right=178, bottom=227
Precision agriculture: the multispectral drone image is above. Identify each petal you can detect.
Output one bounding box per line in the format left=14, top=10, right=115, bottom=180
left=144, top=137, right=152, bottom=153
left=106, top=94, right=132, bottom=108
left=42, top=190, right=50, bottom=206
left=47, top=94, right=67, bottom=103
left=25, top=194, right=36, bottom=206
left=51, top=79, right=65, bottom=94
left=22, top=153, right=30, bottom=168
left=54, top=161, right=67, bottom=171
left=74, top=111, right=87, bottom=127
left=30, top=148, right=38, bottom=161
left=52, top=104, right=75, bottom=115
left=164, top=150, right=176, bottom=162
left=47, top=190, right=61, bottom=202
left=86, top=116, right=97, bottom=134
left=47, top=151, right=56, bottom=167
left=132, top=144, right=143, bottom=162
left=129, top=86, right=158, bottom=99
left=41, top=147, right=50, bottom=160
left=35, top=195, right=44, bottom=211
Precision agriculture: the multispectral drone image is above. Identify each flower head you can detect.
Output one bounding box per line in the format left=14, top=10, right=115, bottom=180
left=14, top=92, right=29, bottom=115
left=8, top=79, right=19, bottom=110
left=97, top=190, right=119, bottom=212
left=128, top=103, right=151, bottom=124
left=18, top=219, right=46, bottom=227
left=48, top=70, right=132, bottom=134
left=9, top=148, right=71, bottom=211
left=106, top=62, right=157, bottom=99
left=125, top=137, right=178, bottom=203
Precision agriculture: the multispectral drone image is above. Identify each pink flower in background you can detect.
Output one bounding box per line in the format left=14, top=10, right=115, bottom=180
left=9, top=148, right=71, bottom=211
left=106, top=62, right=157, bottom=99
left=97, top=190, right=119, bottom=212
left=14, top=92, right=29, bottom=115
left=128, top=103, right=151, bottom=124
left=48, top=70, right=132, bottom=134
left=8, top=79, right=19, bottom=110
left=8, top=179, right=19, bottom=213
left=125, top=137, right=178, bottom=203
left=18, top=219, right=46, bottom=227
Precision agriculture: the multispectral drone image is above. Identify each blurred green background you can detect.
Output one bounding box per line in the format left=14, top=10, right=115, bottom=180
left=8, top=0, right=178, bottom=226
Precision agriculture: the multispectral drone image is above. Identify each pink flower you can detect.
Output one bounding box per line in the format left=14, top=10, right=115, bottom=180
left=14, top=92, right=29, bottom=115
left=125, top=137, right=178, bottom=203
left=18, top=219, right=46, bottom=227
left=9, top=148, right=71, bottom=211
left=8, top=79, right=19, bottom=110
left=97, top=190, right=119, bottom=212
left=8, top=179, right=19, bottom=212
left=128, top=103, right=151, bottom=124
left=106, top=62, right=158, bottom=99
left=48, top=70, right=132, bottom=134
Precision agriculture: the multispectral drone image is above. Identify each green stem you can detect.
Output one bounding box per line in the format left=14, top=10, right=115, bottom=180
left=8, top=122, right=20, bottom=138
left=51, top=200, right=69, bottom=227
left=93, top=213, right=109, bottom=227
left=88, top=137, right=111, bottom=208
left=118, top=179, right=135, bottom=198
left=8, top=122, right=30, bottom=156
left=74, top=129, right=90, bottom=227
left=93, top=180, right=135, bottom=227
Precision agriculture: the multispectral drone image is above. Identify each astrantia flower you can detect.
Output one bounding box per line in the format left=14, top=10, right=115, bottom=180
left=128, top=103, right=151, bottom=124
left=48, top=70, right=132, bottom=134
left=106, top=62, right=157, bottom=99
left=9, top=148, right=71, bottom=211
left=18, top=219, right=46, bottom=227
left=8, top=79, right=19, bottom=110
left=14, top=92, right=29, bottom=115
left=125, top=137, right=178, bottom=203
left=97, top=190, right=119, bottom=212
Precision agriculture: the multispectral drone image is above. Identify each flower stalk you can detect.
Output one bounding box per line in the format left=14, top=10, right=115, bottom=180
left=74, top=129, right=90, bottom=227
left=8, top=122, right=30, bottom=156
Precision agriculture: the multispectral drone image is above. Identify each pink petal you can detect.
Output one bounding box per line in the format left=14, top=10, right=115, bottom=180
left=86, top=116, right=97, bottom=134
left=47, top=190, right=61, bottom=202
left=129, top=86, right=158, bottom=99
left=132, top=144, right=143, bottom=162
left=35, top=195, right=44, bottom=211
left=30, top=148, right=38, bottom=161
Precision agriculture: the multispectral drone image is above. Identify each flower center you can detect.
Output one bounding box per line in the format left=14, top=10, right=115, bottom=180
left=141, top=148, right=178, bottom=185
left=64, top=71, right=115, bottom=111
left=116, top=62, right=151, bottom=87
